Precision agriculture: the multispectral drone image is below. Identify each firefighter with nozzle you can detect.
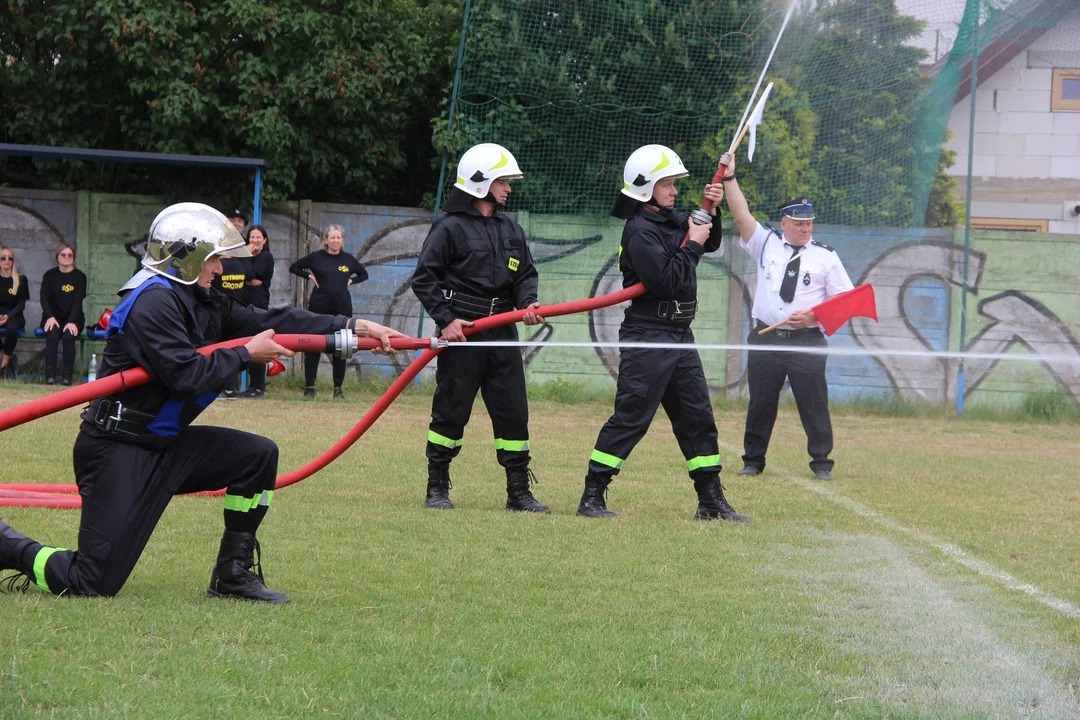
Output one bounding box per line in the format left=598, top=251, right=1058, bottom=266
left=577, top=145, right=750, bottom=522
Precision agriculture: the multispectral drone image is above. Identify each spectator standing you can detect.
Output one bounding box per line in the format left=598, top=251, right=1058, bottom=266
left=289, top=225, right=367, bottom=399
left=241, top=225, right=274, bottom=399
left=213, top=209, right=251, bottom=398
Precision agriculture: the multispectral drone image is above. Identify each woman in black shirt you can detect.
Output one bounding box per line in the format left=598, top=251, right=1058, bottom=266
left=241, top=225, right=275, bottom=399
left=0, top=246, right=30, bottom=379
left=289, top=224, right=368, bottom=399
left=40, top=242, right=88, bottom=385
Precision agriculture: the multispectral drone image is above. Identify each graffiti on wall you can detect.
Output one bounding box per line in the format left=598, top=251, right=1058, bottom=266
left=1, top=190, right=1077, bottom=406
left=851, top=240, right=1080, bottom=403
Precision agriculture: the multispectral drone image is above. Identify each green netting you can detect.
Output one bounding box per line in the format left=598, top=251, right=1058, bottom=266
left=425, top=0, right=1080, bottom=403
left=435, top=0, right=1074, bottom=228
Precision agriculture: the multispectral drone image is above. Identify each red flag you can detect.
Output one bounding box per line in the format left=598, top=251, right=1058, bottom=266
left=812, top=283, right=877, bottom=336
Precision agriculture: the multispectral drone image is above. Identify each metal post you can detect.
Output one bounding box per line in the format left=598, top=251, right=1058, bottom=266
left=419, top=0, right=473, bottom=340
left=253, top=167, right=263, bottom=225
left=414, top=0, right=473, bottom=383
left=957, top=0, right=979, bottom=416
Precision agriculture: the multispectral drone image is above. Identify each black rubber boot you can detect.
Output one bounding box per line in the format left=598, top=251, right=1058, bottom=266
left=0, top=518, right=38, bottom=593
left=576, top=473, right=616, bottom=518
left=206, top=530, right=290, bottom=604
left=425, top=463, right=454, bottom=509
left=693, top=476, right=751, bottom=522
left=505, top=468, right=550, bottom=513
left=332, top=386, right=345, bottom=399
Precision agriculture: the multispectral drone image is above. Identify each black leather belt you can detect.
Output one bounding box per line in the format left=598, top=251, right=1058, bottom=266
left=443, top=289, right=514, bottom=319
left=630, top=299, right=697, bottom=324
left=82, top=399, right=156, bottom=436
left=754, top=320, right=822, bottom=338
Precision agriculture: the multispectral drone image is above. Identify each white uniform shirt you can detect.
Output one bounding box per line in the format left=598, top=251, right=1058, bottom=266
left=740, top=222, right=854, bottom=329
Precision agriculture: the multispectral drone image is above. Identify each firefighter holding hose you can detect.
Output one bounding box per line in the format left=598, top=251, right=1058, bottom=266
left=577, top=146, right=750, bottom=522
left=0, top=203, right=403, bottom=603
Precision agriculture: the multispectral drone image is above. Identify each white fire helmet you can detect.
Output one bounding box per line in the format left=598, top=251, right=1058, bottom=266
left=454, top=143, right=524, bottom=199
left=620, top=144, right=690, bottom=202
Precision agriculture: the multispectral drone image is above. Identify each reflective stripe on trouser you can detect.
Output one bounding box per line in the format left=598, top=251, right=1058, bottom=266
left=428, top=430, right=461, bottom=449
left=32, top=546, right=66, bottom=593
left=224, top=490, right=274, bottom=512
left=588, top=323, right=720, bottom=479
left=37, top=425, right=279, bottom=598
left=427, top=325, right=530, bottom=469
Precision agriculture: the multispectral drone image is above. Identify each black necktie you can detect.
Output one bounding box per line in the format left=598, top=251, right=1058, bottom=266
left=779, top=245, right=801, bottom=303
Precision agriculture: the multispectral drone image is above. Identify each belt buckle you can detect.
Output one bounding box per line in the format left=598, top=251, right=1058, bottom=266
left=776, top=328, right=791, bottom=338
left=489, top=298, right=497, bottom=316
left=94, top=400, right=123, bottom=431
left=671, top=300, right=682, bottom=318
left=104, top=401, right=124, bottom=432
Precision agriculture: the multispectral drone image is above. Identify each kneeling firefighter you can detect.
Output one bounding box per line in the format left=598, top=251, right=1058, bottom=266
left=577, top=145, right=750, bottom=522
left=411, top=143, right=549, bottom=513
left=0, top=203, right=403, bottom=601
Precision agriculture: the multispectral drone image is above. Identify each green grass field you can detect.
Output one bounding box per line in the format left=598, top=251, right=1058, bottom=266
left=1, top=383, right=1078, bottom=718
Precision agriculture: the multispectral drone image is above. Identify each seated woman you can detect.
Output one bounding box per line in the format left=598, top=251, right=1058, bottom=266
left=0, top=246, right=30, bottom=379
left=40, top=243, right=88, bottom=385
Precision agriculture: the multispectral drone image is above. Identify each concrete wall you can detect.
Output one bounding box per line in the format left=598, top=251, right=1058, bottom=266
left=944, top=13, right=1080, bottom=233
left=1, top=189, right=1078, bottom=409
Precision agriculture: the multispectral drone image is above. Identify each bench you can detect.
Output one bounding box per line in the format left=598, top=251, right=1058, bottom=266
left=0, top=327, right=107, bottom=380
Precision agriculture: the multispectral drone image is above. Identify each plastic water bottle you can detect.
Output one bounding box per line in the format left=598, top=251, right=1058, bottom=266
left=88, top=353, right=97, bottom=383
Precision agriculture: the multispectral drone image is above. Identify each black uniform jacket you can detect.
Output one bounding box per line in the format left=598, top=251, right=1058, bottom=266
left=83, top=275, right=352, bottom=447
left=212, top=257, right=249, bottom=299
left=411, top=189, right=539, bottom=328
left=621, top=205, right=722, bottom=314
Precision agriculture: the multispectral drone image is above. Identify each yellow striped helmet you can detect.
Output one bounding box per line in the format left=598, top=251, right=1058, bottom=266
left=454, top=143, right=524, bottom=199
left=620, top=145, right=689, bottom=202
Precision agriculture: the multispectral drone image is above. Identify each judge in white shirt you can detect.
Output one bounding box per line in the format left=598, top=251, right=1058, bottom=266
left=720, top=152, right=853, bottom=481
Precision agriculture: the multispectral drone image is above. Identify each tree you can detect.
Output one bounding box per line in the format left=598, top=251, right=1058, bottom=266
left=785, top=0, right=934, bottom=226
left=434, top=0, right=782, bottom=215
left=0, top=0, right=461, bottom=206
left=434, top=0, right=944, bottom=228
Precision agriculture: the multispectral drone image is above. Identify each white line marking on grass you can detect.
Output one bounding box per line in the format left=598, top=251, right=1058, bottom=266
left=781, top=530, right=1080, bottom=716
left=717, top=442, right=1080, bottom=621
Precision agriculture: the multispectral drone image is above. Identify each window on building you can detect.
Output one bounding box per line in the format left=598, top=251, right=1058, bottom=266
left=970, top=218, right=1049, bottom=232
left=1051, top=68, right=1080, bottom=112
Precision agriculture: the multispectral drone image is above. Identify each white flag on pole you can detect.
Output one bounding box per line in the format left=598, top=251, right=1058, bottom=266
left=747, top=82, right=773, bottom=163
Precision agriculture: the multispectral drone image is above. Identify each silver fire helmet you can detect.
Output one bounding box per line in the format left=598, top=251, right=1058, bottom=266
left=141, top=202, right=251, bottom=285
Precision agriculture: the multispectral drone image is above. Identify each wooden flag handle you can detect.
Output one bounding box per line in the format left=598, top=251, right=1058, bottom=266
left=756, top=317, right=790, bottom=335
left=727, top=120, right=753, bottom=157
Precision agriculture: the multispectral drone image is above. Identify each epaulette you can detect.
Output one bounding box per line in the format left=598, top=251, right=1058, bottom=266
left=811, top=240, right=835, bottom=252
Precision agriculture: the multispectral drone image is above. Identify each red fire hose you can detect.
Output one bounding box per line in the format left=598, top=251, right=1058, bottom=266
left=0, top=285, right=646, bottom=509
left=0, top=175, right=728, bottom=509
